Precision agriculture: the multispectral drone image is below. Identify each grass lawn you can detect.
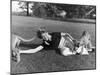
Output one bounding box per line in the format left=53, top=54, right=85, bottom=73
left=11, top=15, right=96, bottom=74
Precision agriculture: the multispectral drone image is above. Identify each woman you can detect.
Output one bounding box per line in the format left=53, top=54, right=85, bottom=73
left=12, top=27, right=93, bottom=62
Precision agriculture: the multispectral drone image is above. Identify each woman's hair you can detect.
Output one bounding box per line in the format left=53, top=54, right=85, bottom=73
left=37, top=27, right=46, bottom=39
left=37, top=30, right=42, bottom=39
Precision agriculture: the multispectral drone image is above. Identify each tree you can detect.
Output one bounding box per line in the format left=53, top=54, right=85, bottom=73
left=26, top=2, right=29, bottom=16
left=18, top=1, right=30, bottom=16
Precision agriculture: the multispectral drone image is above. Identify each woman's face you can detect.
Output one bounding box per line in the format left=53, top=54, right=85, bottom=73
left=41, top=31, right=52, bottom=41
left=41, top=32, right=48, bottom=41
left=38, top=27, right=51, bottom=41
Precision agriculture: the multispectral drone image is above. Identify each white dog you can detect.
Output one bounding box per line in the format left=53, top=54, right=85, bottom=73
left=11, top=34, right=36, bottom=62
left=76, top=31, right=95, bottom=55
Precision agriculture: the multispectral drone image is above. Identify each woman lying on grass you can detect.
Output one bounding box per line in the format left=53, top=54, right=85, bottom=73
left=12, top=27, right=94, bottom=62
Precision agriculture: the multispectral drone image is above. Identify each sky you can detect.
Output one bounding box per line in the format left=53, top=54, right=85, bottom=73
left=12, top=1, right=33, bottom=13
left=12, top=1, right=23, bottom=12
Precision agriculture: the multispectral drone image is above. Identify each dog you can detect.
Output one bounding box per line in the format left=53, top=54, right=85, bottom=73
left=11, top=34, right=36, bottom=62
left=76, top=31, right=95, bottom=54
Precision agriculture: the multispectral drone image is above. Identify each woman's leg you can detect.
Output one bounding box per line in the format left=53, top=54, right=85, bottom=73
left=61, top=32, right=74, bottom=41
left=58, top=36, right=76, bottom=56
left=60, top=47, right=76, bottom=56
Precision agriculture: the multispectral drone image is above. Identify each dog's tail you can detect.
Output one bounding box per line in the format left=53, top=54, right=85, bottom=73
left=17, top=36, right=35, bottom=42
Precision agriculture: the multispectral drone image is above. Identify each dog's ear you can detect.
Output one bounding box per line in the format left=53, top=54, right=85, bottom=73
left=82, top=30, right=89, bottom=36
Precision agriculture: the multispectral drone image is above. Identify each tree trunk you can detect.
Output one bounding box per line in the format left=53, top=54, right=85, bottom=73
left=26, top=2, right=29, bottom=16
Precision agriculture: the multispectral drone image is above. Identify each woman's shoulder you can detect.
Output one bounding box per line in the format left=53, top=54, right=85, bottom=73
left=49, top=32, right=61, bottom=36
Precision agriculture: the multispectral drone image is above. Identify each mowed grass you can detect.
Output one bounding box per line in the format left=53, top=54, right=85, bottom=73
left=11, top=15, right=96, bottom=74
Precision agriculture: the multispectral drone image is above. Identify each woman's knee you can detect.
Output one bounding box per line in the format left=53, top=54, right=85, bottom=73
left=60, top=47, right=71, bottom=56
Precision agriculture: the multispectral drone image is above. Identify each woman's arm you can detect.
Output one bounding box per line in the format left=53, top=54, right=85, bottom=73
left=19, top=45, right=44, bottom=54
